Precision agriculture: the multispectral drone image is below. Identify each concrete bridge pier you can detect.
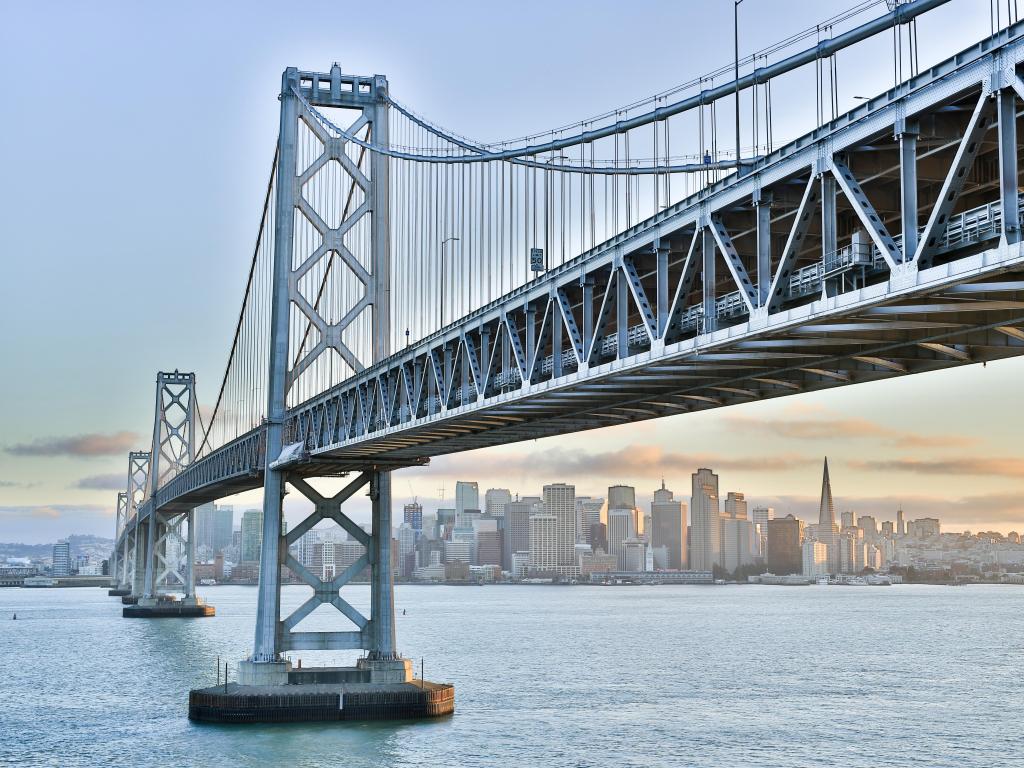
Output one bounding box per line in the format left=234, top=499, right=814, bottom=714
left=189, top=468, right=450, bottom=723
left=124, top=509, right=213, bottom=618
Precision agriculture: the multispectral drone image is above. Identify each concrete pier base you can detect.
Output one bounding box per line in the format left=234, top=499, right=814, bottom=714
left=122, top=595, right=215, bottom=618
left=108, top=587, right=131, bottom=597
left=188, top=676, right=454, bottom=723
left=189, top=658, right=452, bottom=723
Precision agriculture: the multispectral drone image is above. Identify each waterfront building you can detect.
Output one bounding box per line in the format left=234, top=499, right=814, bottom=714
left=579, top=551, right=618, bottom=577
left=52, top=540, right=70, bottom=577
left=766, top=515, right=804, bottom=575
left=690, top=468, right=720, bottom=571
left=802, top=539, right=829, bottom=578
left=484, top=488, right=512, bottom=517
left=621, top=538, right=648, bottom=572
left=650, top=481, right=686, bottom=569
left=240, top=508, right=263, bottom=562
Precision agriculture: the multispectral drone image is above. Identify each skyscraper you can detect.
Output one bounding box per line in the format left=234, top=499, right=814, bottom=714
left=484, top=488, right=512, bottom=517
left=503, top=498, right=534, bottom=570
left=196, top=503, right=234, bottom=555
left=607, top=485, right=637, bottom=567
left=528, top=510, right=558, bottom=574
left=766, top=514, right=804, bottom=575
left=720, top=491, right=755, bottom=573
left=403, top=502, right=423, bottom=537
left=818, top=458, right=840, bottom=572
left=543, top=483, right=577, bottom=573
left=575, top=497, right=604, bottom=546
left=455, top=481, right=479, bottom=522
left=752, top=505, right=774, bottom=558
left=240, top=508, right=263, bottom=562
left=896, top=508, right=905, bottom=536
left=52, top=540, right=70, bottom=577
left=690, top=468, right=720, bottom=571
left=650, top=481, right=686, bottom=569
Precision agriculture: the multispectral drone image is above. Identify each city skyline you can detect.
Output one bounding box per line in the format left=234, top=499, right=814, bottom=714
left=2, top=0, right=1022, bottom=541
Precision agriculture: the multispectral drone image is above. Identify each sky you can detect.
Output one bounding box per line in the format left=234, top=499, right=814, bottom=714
left=1, top=0, right=1021, bottom=543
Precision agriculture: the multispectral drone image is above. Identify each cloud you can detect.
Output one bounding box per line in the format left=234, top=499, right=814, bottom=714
left=758, top=492, right=1024, bottom=531
left=430, top=445, right=816, bottom=481
left=724, top=414, right=975, bottom=449
left=848, top=457, right=1024, bottom=478
left=75, top=473, right=125, bottom=490
left=0, top=480, right=19, bottom=488
left=5, top=431, right=140, bottom=458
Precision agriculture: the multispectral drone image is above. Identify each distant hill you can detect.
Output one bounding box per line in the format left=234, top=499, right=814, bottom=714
left=0, top=534, right=114, bottom=561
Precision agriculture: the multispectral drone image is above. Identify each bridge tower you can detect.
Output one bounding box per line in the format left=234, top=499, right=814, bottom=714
left=124, top=450, right=150, bottom=601
left=107, top=491, right=131, bottom=596
left=127, top=371, right=213, bottom=617
left=239, top=64, right=408, bottom=685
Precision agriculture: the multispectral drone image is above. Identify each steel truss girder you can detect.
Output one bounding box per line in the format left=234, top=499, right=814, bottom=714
left=142, top=27, right=1024, bottom=515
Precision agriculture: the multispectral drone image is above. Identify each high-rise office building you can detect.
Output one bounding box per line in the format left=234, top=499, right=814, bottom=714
left=802, top=539, right=829, bottom=578
left=818, top=458, right=840, bottom=572
left=720, top=491, right=755, bottom=573
left=473, top=518, right=502, bottom=567
left=196, top=503, right=234, bottom=555
left=607, top=485, right=637, bottom=567
left=528, top=511, right=558, bottom=574
left=766, top=514, right=804, bottom=575
left=752, top=505, right=774, bottom=558
left=503, top=499, right=534, bottom=571
left=543, top=483, right=577, bottom=573
left=607, top=507, right=637, bottom=569
left=841, top=510, right=855, bottom=529
left=857, top=515, right=878, bottom=538
left=575, top=497, right=604, bottom=546
left=608, top=485, right=636, bottom=511
left=397, top=523, right=418, bottom=577
left=650, top=481, right=686, bottom=569
left=484, top=488, right=512, bottom=517
left=240, top=508, right=263, bottom=562
left=455, top=481, right=479, bottom=522
left=896, top=508, right=906, bottom=536
left=403, top=502, right=423, bottom=537
left=881, top=520, right=895, bottom=538
left=690, top=468, right=720, bottom=571
left=52, top=540, right=70, bottom=577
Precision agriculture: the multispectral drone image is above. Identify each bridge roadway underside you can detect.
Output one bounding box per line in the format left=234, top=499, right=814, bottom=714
left=324, top=250, right=1024, bottom=465
left=162, top=243, right=1024, bottom=515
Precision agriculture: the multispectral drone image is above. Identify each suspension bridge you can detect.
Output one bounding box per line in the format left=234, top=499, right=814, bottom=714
left=102, top=0, right=1024, bottom=721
